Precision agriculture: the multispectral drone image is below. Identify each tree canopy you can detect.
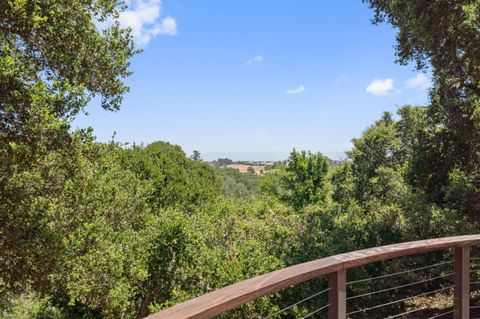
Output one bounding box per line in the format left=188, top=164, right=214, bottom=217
left=364, top=0, right=480, bottom=219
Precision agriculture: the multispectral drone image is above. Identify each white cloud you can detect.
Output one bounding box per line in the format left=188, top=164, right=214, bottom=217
left=139, top=16, right=177, bottom=43
left=286, top=85, right=305, bottom=94
left=406, top=73, right=431, bottom=90
left=246, top=55, right=264, bottom=65
left=119, top=0, right=177, bottom=46
left=366, top=78, right=394, bottom=96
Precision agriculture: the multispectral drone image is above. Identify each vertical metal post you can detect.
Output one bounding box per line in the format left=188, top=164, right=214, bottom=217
left=329, top=269, right=346, bottom=319
left=453, top=246, right=470, bottom=319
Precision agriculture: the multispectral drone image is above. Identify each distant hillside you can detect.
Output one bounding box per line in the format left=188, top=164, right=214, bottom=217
left=208, top=155, right=342, bottom=171
left=225, top=164, right=268, bottom=175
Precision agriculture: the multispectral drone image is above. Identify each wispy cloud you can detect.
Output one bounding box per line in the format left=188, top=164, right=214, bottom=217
left=334, top=75, right=348, bottom=86
left=406, top=73, right=431, bottom=90
left=246, top=55, right=264, bottom=65
left=366, top=78, right=394, bottom=96
left=119, top=0, right=177, bottom=46
left=286, top=85, right=305, bottom=94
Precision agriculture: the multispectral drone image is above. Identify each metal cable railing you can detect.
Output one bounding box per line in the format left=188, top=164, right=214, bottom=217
left=347, top=272, right=454, bottom=301
left=384, top=307, right=453, bottom=319
left=248, top=254, right=479, bottom=318
left=241, top=250, right=474, bottom=318
left=343, top=255, right=455, bottom=318
left=298, top=303, right=330, bottom=319
left=385, top=306, right=429, bottom=319
left=148, top=235, right=480, bottom=319
left=347, top=286, right=454, bottom=316
left=424, top=310, right=454, bottom=319
left=256, top=257, right=456, bottom=318
left=347, top=260, right=452, bottom=285
left=262, top=288, right=329, bottom=319
left=470, top=254, right=480, bottom=319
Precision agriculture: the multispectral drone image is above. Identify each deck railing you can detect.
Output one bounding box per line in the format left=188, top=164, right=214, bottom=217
left=146, top=235, right=480, bottom=319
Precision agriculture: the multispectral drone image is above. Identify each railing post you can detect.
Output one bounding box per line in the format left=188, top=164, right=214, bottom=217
left=328, top=269, right=346, bottom=319
left=453, top=246, right=470, bottom=319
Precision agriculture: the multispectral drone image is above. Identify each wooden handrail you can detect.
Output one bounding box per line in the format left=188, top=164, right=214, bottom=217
left=147, top=234, right=480, bottom=319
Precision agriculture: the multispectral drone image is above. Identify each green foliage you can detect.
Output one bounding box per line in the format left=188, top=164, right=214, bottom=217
left=215, top=167, right=260, bottom=198
left=211, top=158, right=233, bottom=167
left=0, top=0, right=136, bottom=114
left=120, top=141, right=221, bottom=211
left=0, top=291, right=61, bottom=319
left=261, top=150, right=329, bottom=210
left=364, top=0, right=480, bottom=221
left=0, top=1, right=138, bottom=312
left=149, top=197, right=300, bottom=318
left=51, top=144, right=153, bottom=318
left=136, top=211, right=191, bottom=318
left=190, top=150, right=202, bottom=161
left=1, top=135, right=156, bottom=318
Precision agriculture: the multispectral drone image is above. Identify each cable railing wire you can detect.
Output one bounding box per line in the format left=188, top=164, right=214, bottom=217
left=347, top=272, right=454, bottom=301
left=425, top=310, right=454, bottom=319
left=346, top=285, right=454, bottom=316
left=263, top=260, right=467, bottom=319
left=298, top=303, right=329, bottom=319
left=262, top=288, right=329, bottom=319
left=384, top=306, right=427, bottom=319
left=259, top=248, right=480, bottom=318
left=347, top=261, right=453, bottom=285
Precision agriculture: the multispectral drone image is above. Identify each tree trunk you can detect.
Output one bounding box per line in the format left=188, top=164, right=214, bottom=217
left=136, top=294, right=152, bottom=319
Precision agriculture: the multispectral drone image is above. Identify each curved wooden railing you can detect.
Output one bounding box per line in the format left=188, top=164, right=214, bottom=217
left=147, top=235, right=480, bottom=319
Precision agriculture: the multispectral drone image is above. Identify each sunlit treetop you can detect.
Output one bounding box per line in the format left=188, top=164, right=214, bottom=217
left=0, top=0, right=138, bottom=114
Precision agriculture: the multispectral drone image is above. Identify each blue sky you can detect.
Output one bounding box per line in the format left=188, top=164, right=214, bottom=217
left=74, top=0, right=431, bottom=161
